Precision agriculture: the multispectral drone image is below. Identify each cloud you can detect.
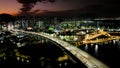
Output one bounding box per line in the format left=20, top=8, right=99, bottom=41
left=16, top=0, right=56, bottom=15
left=16, top=0, right=120, bottom=17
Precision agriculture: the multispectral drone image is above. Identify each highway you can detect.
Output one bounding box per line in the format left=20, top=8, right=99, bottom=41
left=14, top=30, right=109, bottom=68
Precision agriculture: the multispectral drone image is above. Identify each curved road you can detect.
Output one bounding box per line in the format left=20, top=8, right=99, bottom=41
left=14, top=30, right=109, bottom=68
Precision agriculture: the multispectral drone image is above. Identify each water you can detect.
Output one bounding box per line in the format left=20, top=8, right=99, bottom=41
left=79, top=40, right=120, bottom=68
left=0, top=35, right=87, bottom=68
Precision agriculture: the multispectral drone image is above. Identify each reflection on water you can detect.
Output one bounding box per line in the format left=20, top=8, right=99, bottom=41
left=79, top=40, right=120, bottom=68
left=95, top=44, right=98, bottom=54
left=85, top=44, right=88, bottom=51
left=0, top=40, right=87, bottom=68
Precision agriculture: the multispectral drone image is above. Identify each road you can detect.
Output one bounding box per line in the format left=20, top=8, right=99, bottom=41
left=14, top=30, right=109, bottom=68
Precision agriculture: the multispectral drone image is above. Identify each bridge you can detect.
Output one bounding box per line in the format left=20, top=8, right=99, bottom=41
left=14, top=30, right=109, bottom=68
left=83, top=29, right=120, bottom=44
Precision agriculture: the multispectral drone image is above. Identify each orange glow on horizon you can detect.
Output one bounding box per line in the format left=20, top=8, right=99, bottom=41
left=0, top=12, right=18, bottom=16
left=0, top=8, right=19, bottom=16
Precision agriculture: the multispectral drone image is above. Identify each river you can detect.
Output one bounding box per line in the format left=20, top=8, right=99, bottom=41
left=79, top=40, right=120, bottom=68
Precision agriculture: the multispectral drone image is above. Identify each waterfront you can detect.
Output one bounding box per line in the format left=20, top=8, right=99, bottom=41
left=0, top=0, right=120, bottom=67
left=79, top=40, right=120, bottom=68
left=0, top=15, right=120, bottom=68
left=56, top=29, right=120, bottom=68
left=0, top=29, right=120, bottom=68
left=0, top=32, right=87, bottom=68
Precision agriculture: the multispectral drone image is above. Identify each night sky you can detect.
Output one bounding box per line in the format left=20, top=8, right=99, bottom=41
left=0, top=0, right=120, bottom=17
